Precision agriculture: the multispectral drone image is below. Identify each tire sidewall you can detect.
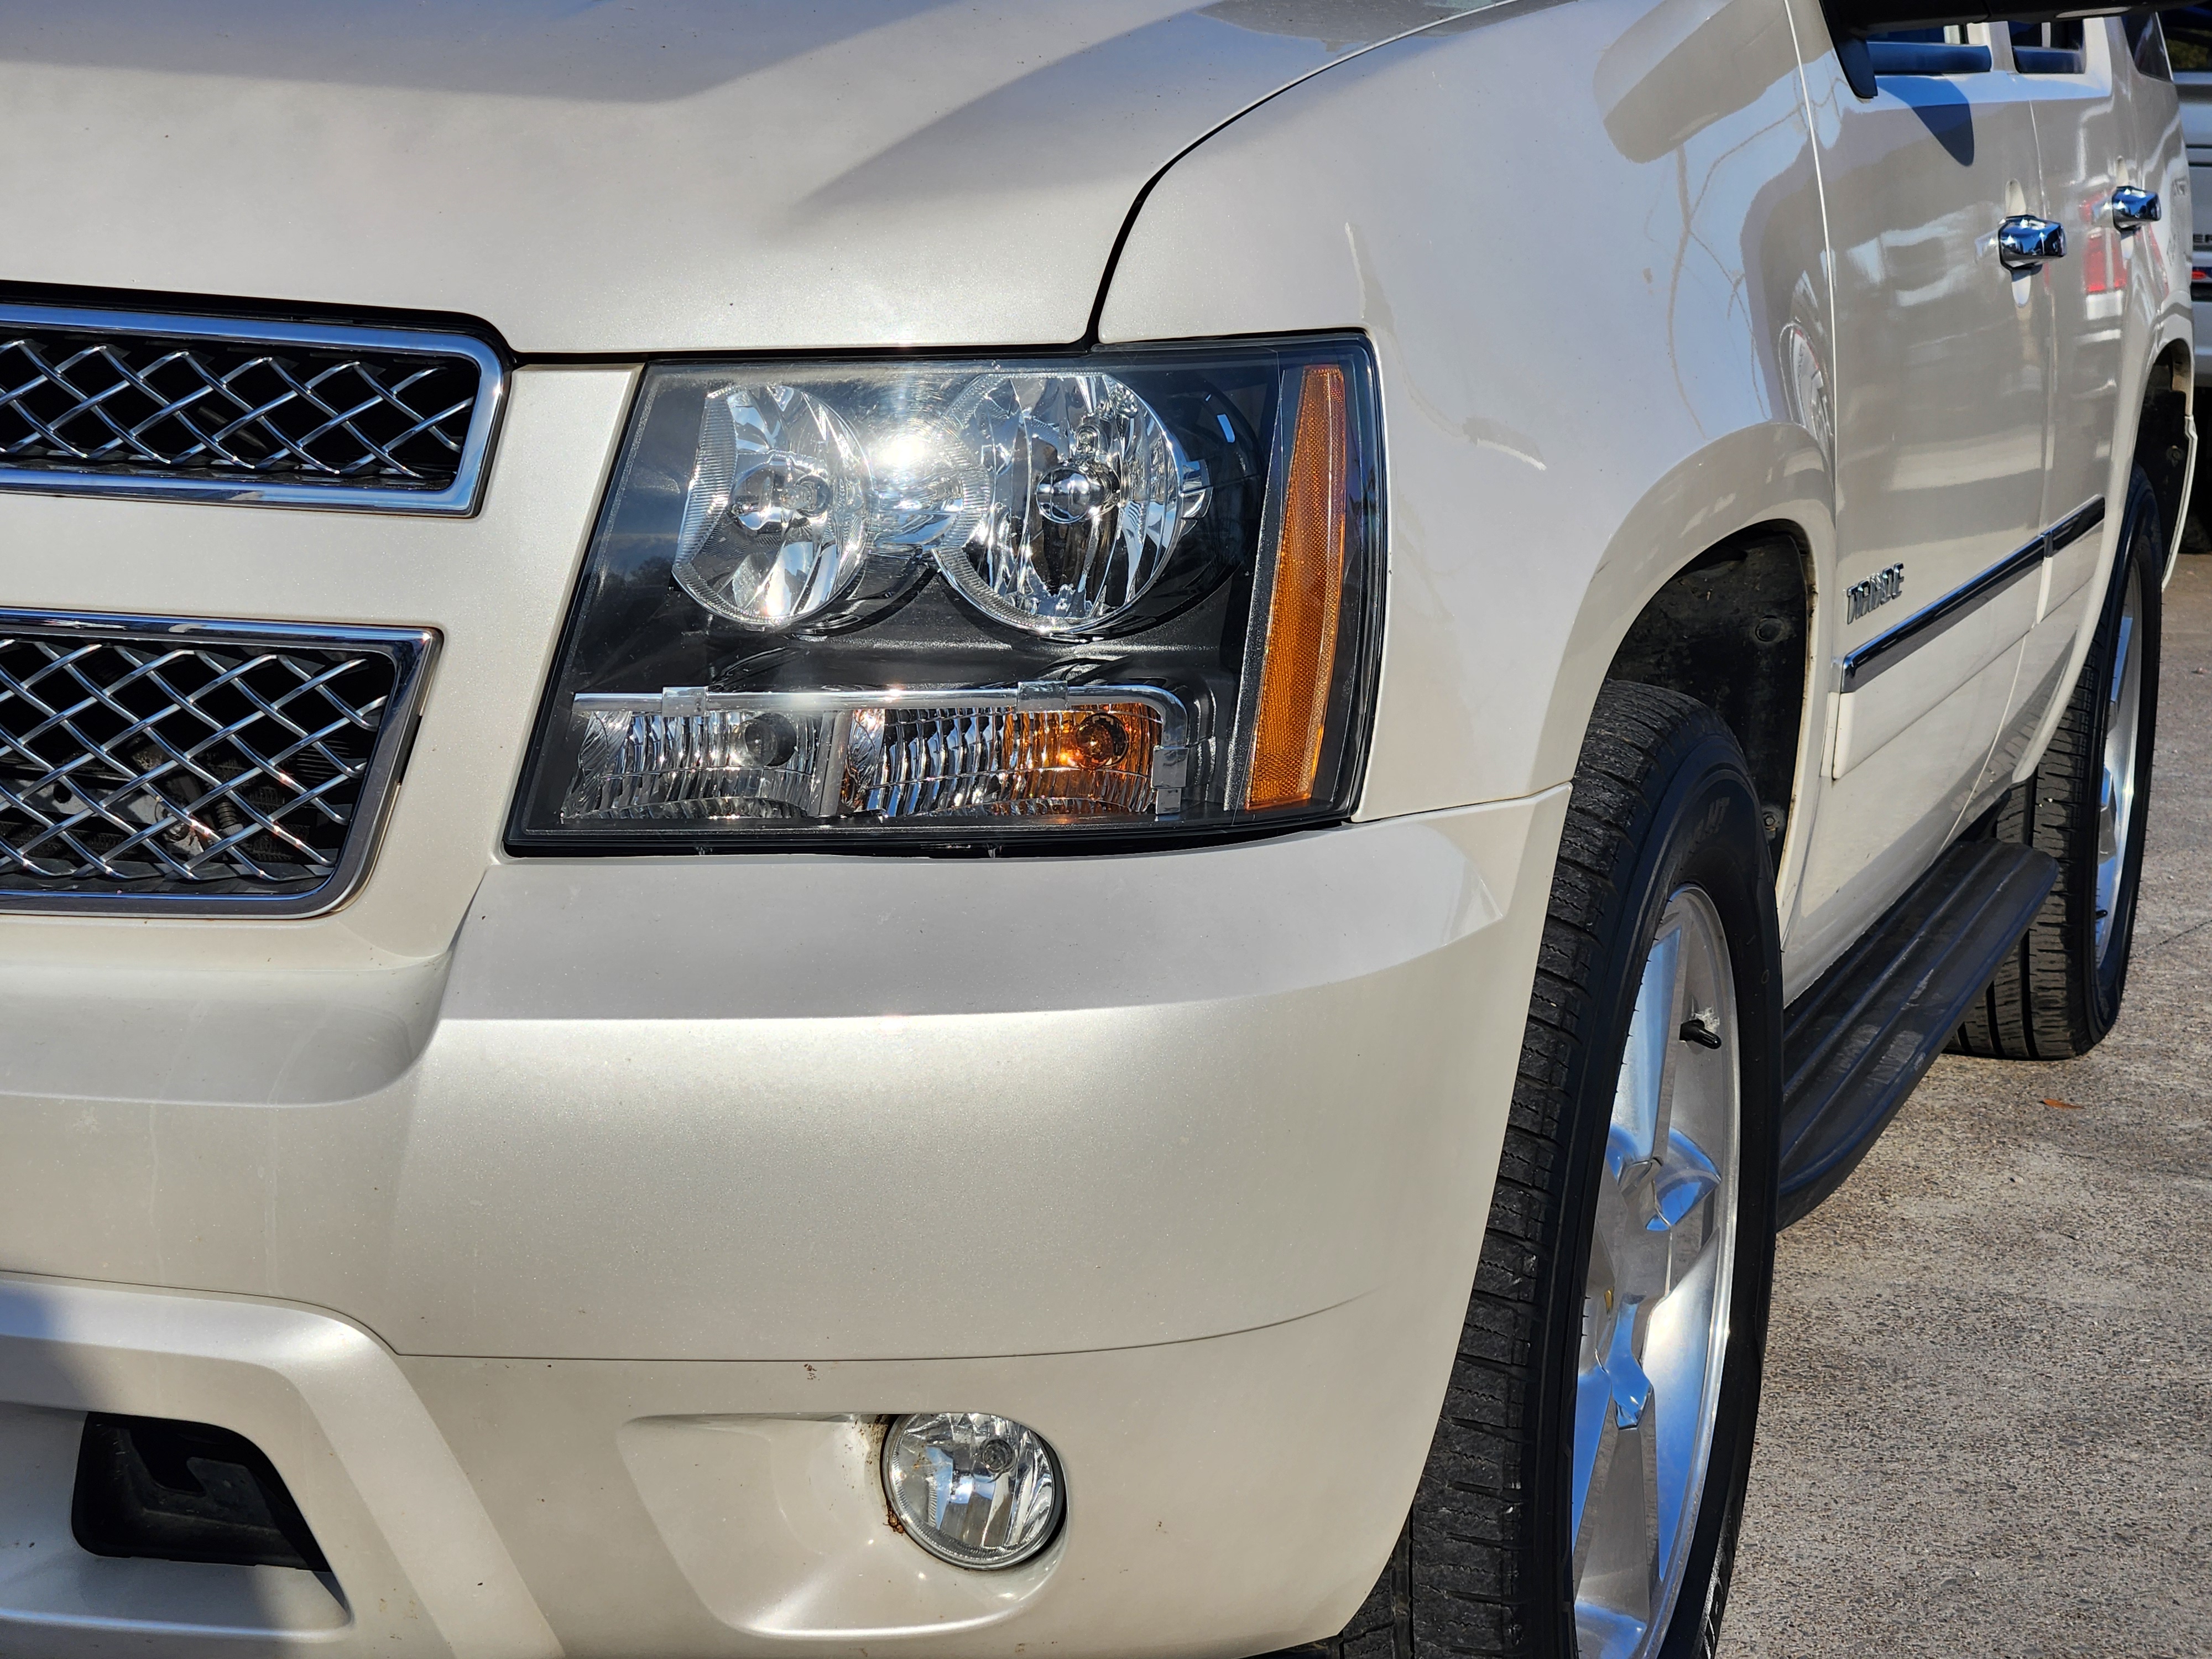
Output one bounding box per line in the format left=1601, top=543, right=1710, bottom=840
left=1536, top=722, right=1782, bottom=1658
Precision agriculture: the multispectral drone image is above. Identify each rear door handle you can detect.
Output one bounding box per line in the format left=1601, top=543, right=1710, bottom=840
left=2111, top=186, right=2161, bottom=230
left=1997, top=215, right=2067, bottom=272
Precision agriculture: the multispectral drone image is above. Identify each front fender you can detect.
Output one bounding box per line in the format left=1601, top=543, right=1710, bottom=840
left=1098, top=0, right=1837, bottom=816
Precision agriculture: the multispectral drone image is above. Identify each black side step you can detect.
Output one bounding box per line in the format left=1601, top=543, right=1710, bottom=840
left=1777, top=839, right=2057, bottom=1227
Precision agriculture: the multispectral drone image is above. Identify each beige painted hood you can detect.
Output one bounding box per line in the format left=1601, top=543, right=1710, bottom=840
left=0, top=0, right=1470, bottom=352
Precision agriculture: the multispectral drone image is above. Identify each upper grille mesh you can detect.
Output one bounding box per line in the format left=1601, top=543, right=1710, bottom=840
left=0, top=622, right=418, bottom=903
left=0, top=322, right=483, bottom=491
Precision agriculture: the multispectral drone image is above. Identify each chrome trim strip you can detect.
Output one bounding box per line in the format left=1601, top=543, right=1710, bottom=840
left=1841, top=498, right=2104, bottom=691
left=0, top=609, right=439, bottom=918
left=0, top=303, right=505, bottom=515
left=2044, top=495, right=2106, bottom=557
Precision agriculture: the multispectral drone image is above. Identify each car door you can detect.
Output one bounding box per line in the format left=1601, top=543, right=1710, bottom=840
left=1974, top=17, right=2134, bottom=796
left=2162, top=8, right=2212, bottom=379
left=1781, top=9, right=2057, bottom=958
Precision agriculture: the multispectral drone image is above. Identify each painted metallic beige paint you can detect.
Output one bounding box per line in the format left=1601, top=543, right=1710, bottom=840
left=1102, top=0, right=2186, bottom=989
left=0, top=1275, right=559, bottom=1656
left=1787, top=19, right=2049, bottom=951
left=0, top=0, right=2188, bottom=1652
left=0, top=1, right=1485, bottom=353
left=0, top=790, right=1562, bottom=1361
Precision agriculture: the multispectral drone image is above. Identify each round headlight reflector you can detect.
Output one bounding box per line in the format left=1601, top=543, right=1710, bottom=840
left=673, top=382, right=874, bottom=629
left=939, top=372, right=1207, bottom=635
left=881, top=1411, right=1062, bottom=1570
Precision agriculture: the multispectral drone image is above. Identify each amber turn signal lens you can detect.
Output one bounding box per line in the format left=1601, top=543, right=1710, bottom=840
left=1245, top=364, right=1349, bottom=810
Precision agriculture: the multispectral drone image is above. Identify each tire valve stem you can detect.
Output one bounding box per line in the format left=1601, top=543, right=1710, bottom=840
left=1678, top=1010, right=1724, bottom=1050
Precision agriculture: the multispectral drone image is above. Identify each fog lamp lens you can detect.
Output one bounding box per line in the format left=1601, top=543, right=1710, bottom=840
left=882, top=1412, right=1061, bottom=1570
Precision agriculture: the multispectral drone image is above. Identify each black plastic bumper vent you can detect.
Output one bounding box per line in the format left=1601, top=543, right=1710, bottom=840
left=72, top=1412, right=329, bottom=1573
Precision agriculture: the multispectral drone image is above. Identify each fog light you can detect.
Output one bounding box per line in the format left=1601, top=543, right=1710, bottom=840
left=881, top=1412, right=1061, bottom=1569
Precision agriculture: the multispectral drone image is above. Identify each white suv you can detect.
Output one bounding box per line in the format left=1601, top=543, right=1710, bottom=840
left=0, top=3, right=2189, bottom=1657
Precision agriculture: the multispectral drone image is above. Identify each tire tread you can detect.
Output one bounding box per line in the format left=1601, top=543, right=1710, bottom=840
left=1270, top=684, right=1740, bottom=1659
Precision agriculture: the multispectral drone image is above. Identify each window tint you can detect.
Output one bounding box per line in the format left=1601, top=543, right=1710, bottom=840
left=2127, top=13, right=2173, bottom=80
left=2161, top=5, right=2212, bottom=72
left=2009, top=19, right=2084, bottom=75
left=1866, top=26, right=1992, bottom=76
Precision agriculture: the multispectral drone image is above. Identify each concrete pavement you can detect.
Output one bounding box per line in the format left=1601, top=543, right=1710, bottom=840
left=1721, top=558, right=2212, bottom=1657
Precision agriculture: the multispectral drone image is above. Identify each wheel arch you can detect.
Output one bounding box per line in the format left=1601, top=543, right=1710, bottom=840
left=1528, top=423, right=1832, bottom=895
left=2133, top=335, right=2194, bottom=582
left=1600, top=521, right=1816, bottom=863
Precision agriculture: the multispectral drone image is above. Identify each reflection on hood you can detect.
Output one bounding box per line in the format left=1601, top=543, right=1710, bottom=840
left=0, top=0, right=1490, bottom=351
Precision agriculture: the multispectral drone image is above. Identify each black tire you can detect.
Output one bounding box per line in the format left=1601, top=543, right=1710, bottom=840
left=1271, top=683, right=1782, bottom=1659
left=1955, top=466, right=2162, bottom=1060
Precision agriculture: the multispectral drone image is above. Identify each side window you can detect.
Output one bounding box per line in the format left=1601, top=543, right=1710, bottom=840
left=1835, top=20, right=2005, bottom=98
left=2122, top=11, right=2174, bottom=81
left=2157, top=4, right=2212, bottom=73
left=2008, top=20, right=2086, bottom=75
left=1864, top=24, right=1992, bottom=77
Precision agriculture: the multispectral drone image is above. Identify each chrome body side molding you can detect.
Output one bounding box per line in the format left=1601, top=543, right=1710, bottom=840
left=1841, top=498, right=2105, bottom=692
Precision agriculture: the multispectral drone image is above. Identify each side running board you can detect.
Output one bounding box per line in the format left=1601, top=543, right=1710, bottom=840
left=1777, top=839, right=2057, bottom=1227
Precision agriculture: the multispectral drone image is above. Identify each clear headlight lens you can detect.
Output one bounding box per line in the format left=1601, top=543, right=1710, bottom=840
left=510, top=337, right=1380, bottom=850
left=671, top=383, right=878, bottom=628
left=944, top=371, right=1209, bottom=633
left=562, top=685, right=1181, bottom=822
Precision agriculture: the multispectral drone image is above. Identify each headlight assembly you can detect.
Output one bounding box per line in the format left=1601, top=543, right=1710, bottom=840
left=508, top=337, right=1381, bottom=849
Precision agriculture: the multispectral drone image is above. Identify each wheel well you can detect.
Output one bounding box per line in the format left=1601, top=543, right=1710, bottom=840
left=2136, top=342, right=2192, bottom=546
left=1603, top=526, right=1811, bottom=855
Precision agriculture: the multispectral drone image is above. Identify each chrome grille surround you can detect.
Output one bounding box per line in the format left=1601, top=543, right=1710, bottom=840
left=0, top=303, right=504, bottom=514
left=0, top=611, right=437, bottom=917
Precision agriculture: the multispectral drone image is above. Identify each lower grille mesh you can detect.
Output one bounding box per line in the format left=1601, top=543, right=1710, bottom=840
left=0, top=615, right=432, bottom=910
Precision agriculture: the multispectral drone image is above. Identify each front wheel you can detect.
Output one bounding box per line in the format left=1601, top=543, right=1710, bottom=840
left=1284, top=683, right=1782, bottom=1659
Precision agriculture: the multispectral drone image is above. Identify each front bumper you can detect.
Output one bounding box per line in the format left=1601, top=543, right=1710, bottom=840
left=0, top=789, right=1564, bottom=1657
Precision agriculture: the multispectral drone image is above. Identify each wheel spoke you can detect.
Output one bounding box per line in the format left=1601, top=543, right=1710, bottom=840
left=1572, top=1400, right=1656, bottom=1650
left=1639, top=1237, right=1725, bottom=1580
left=1608, top=922, right=1682, bottom=1176
left=2096, top=569, right=2144, bottom=963
left=1572, top=1327, right=1615, bottom=1545
left=1573, top=888, right=1740, bottom=1659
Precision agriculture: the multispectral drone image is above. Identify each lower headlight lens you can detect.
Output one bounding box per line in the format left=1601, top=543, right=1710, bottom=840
left=562, top=685, right=1182, bottom=822
left=882, top=1412, right=1062, bottom=1571
left=509, top=336, right=1381, bottom=851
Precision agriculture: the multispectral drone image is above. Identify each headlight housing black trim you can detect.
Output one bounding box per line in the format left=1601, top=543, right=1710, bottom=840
left=507, top=335, right=1382, bottom=854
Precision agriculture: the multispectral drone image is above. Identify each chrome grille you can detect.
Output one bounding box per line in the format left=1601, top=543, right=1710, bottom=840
left=0, top=613, right=436, bottom=916
left=0, top=304, right=503, bottom=514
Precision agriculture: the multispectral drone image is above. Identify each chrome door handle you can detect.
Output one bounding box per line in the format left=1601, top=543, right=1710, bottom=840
left=2111, top=185, right=2161, bottom=230
left=1997, top=215, right=2066, bottom=272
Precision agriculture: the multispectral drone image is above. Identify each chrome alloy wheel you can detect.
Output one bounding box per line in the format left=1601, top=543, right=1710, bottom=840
left=1572, top=886, right=1741, bottom=1659
left=2095, top=561, right=2146, bottom=967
